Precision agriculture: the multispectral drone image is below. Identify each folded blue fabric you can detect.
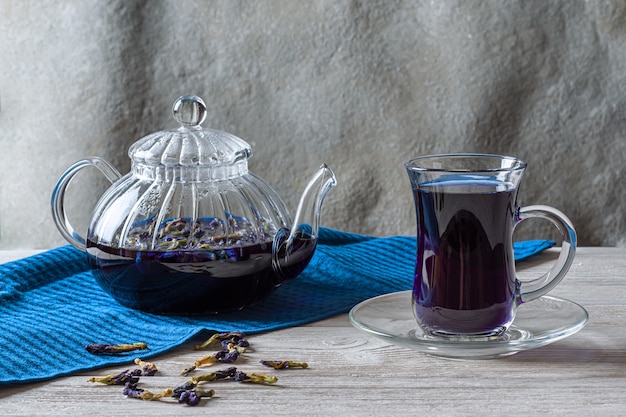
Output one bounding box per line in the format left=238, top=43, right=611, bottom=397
left=0, top=228, right=554, bottom=384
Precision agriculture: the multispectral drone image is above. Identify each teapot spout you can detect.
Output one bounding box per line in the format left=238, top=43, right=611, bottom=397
left=289, top=163, right=337, bottom=240
left=272, top=164, right=337, bottom=283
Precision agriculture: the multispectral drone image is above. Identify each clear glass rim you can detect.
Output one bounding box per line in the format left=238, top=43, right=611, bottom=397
left=405, top=153, right=527, bottom=173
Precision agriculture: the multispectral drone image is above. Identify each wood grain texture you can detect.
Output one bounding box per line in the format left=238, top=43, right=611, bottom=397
left=1, top=248, right=625, bottom=416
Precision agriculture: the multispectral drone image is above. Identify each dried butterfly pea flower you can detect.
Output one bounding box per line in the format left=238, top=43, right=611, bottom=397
left=237, top=339, right=250, bottom=348
left=194, top=332, right=248, bottom=350
left=134, top=358, right=158, bottom=376
left=157, top=239, right=187, bottom=250
left=163, top=218, right=188, bottom=236
left=193, top=351, right=226, bottom=368
left=172, top=381, right=215, bottom=405
left=126, top=215, right=271, bottom=250
left=221, top=338, right=250, bottom=349
left=234, top=370, right=278, bottom=384
left=177, top=390, right=200, bottom=406
left=88, top=369, right=141, bottom=385
left=174, top=388, right=215, bottom=406
left=137, top=388, right=173, bottom=401
left=187, top=366, right=277, bottom=385
left=86, top=332, right=290, bottom=406
left=85, top=342, right=148, bottom=355
left=172, top=377, right=218, bottom=406
left=172, top=381, right=198, bottom=397
left=88, top=358, right=158, bottom=385
left=180, top=365, right=197, bottom=377
left=260, top=360, right=309, bottom=370
left=123, top=379, right=172, bottom=401
left=188, top=366, right=237, bottom=384
left=139, top=389, right=173, bottom=401
left=183, top=342, right=246, bottom=374
left=122, top=381, right=144, bottom=398
left=216, top=343, right=245, bottom=361
left=214, top=366, right=239, bottom=379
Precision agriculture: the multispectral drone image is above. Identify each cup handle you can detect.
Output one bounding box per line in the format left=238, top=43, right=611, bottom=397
left=515, top=205, right=577, bottom=303
left=51, top=157, right=122, bottom=251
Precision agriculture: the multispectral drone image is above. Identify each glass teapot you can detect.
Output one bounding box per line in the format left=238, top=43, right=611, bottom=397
left=52, top=95, right=336, bottom=315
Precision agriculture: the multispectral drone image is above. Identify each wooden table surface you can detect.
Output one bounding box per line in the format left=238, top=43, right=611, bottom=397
left=0, top=247, right=625, bottom=416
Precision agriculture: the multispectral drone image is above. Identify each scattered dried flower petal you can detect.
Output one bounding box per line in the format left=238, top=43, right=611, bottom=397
left=86, top=342, right=148, bottom=355
left=191, top=342, right=245, bottom=370
left=180, top=365, right=197, bottom=376
left=86, top=332, right=291, bottom=406
left=194, top=354, right=218, bottom=368
left=134, top=358, right=158, bottom=376
left=139, top=388, right=173, bottom=401
left=122, top=379, right=172, bottom=401
left=178, top=390, right=200, bottom=406
left=122, top=381, right=144, bottom=398
left=172, top=381, right=198, bottom=397
left=186, top=366, right=277, bottom=385
left=174, top=388, right=215, bottom=406
left=88, top=369, right=141, bottom=385
left=88, top=359, right=157, bottom=385
left=260, top=360, right=309, bottom=370
left=234, top=370, right=278, bottom=384
left=194, top=332, right=248, bottom=350
left=189, top=366, right=237, bottom=384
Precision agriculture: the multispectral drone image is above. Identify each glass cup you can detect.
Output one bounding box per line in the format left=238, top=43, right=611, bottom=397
left=405, top=154, right=576, bottom=338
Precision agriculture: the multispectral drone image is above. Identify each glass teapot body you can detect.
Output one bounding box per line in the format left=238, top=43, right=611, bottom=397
left=52, top=96, right=336, bottom=314
left=85, top=169, right=296, bottom=314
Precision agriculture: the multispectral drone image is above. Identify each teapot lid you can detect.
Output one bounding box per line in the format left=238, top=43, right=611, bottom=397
left=128, top=95, right=252, bottom=180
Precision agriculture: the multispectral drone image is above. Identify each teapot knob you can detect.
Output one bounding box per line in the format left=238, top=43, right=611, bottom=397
left=172, top=95, right=207, bottom=127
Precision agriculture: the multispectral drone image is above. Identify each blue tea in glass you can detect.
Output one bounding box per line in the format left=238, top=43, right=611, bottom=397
left=405, top=154, right=577, bottom=338
left=411, top=179, right=518, bottom=336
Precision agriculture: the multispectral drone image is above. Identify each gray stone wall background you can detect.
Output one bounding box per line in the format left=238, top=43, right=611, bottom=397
left=0, top=0, right=624, bottom=249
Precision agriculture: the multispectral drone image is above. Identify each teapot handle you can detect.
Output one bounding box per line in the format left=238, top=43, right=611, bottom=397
left=51, top=157, right=123, bottom=251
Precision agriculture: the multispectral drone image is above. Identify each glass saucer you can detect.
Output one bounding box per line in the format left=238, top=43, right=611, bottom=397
left=349, top=291, right=589, bottom=359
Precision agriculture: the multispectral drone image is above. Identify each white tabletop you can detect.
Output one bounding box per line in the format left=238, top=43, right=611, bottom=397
left=0, top=247, right=625, bottom=416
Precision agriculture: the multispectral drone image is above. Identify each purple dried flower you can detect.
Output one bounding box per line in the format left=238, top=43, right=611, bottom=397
left=172, top=378, right=215, bottom=407
left=213, top=344, right=240, bottom=363
left=189, top=366, right=237, bottom=384
left=260, top=360, right=309, bottom=370
left=85, top=342, right=148, bottom=355
left=123, top=381, right=144, bottom=398
left=172, top=381, right=197, bottom=397
left=191, top=341, right=246, bottom=371
left=194, top=332, right=248, bottom=350
left=88, top=369, right=140, bottom=385
left=215, top=366, right=238, bottom=379
left=193, top=354, right=216, bottom=368
left=220, top=338, right=250, bottom=350
left=178, top=390, right=199, bottom=406
left=125, top=215, right=274, bottom=250
left=180, top=365, right=197, bottom=376
left=234, top=370, right=278, bottom=384
left=187, top=367, right=276, bottom=385
left=88, top=359, right=157, bottom=385
left=123, top=382, right=172, bottom=401
left=133, top=358, right=158, bottom=376
left=175, top=389, right=214, bottom=406
left=233, top=370, right=247, bottom=382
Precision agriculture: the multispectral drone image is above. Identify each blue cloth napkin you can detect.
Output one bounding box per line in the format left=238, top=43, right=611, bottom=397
left=0, top=228, right=554, bottom=384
